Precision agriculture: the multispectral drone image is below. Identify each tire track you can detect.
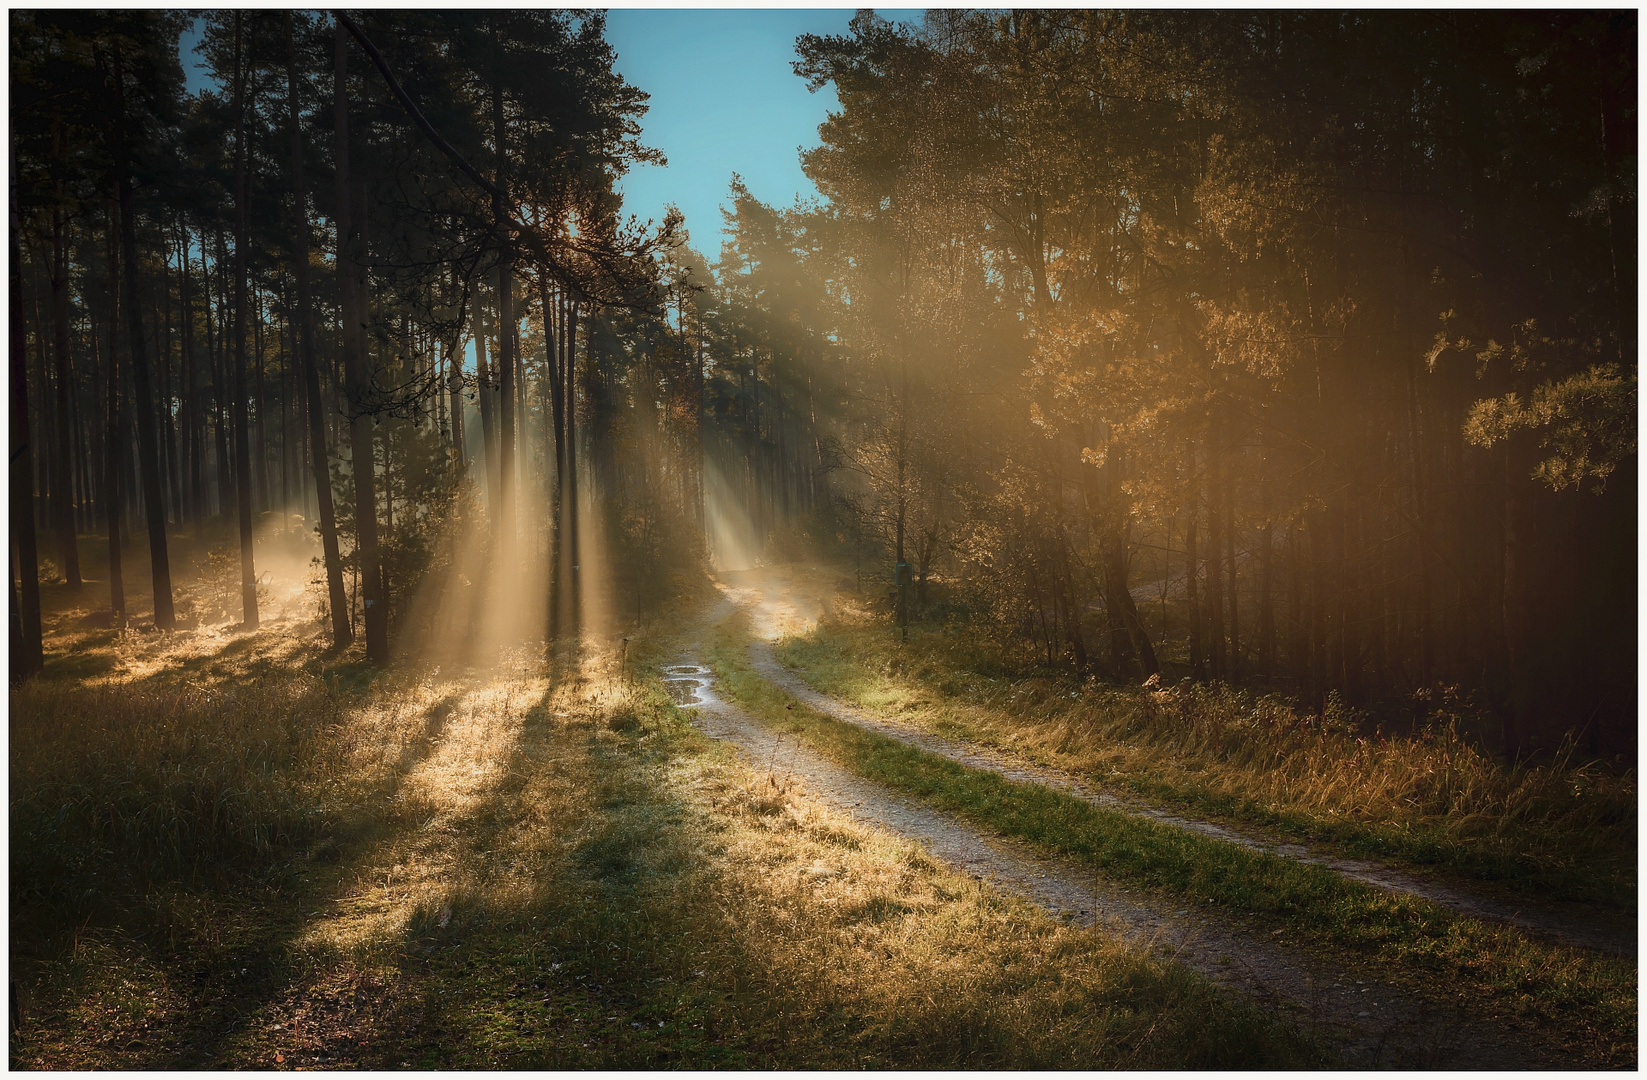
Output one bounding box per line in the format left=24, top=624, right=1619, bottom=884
left=750, top=636, right=1634, bottom=960
left=665, top=651, right=1589, bottom=1068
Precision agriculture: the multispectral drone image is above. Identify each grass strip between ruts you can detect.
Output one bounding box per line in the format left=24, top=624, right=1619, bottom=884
left=772, top=621, right=1636, bottom=909
left=706, top=617, right=1637, bottom=1063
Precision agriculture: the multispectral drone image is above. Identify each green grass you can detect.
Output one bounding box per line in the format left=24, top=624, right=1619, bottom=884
left=707, top=614, right=1636, bottom=1065
left=773, top=611, right=1636, bottom=908
left=10, top=612, right=1319, bottom=1068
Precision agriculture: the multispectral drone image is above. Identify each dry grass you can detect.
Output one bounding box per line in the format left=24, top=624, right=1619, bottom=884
left=709, top=614, right=1636, bottom=1064
left=9, top=577, right=1315, bottom=1067
left=775, top=608, right=1636, bottom=906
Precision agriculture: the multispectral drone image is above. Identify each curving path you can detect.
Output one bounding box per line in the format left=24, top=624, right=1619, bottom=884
left=722, top=569, right=1636, bottom=960
left=748, top=637, right=1635, bottom=960
left=665, top=624, right=1601, bottom=1066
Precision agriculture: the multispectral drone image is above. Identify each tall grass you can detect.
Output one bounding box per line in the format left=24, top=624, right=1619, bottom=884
left=10, top=675, right=345, bottom=905
left=777, top=619, right=1636, bottom=904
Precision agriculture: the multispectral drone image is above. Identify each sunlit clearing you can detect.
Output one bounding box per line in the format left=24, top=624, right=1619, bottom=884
left=714, top=564, right=832, bottom=640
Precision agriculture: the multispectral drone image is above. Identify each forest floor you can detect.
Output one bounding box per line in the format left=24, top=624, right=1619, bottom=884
left=8, top=536, right=1633, bottom=1068
left=10, top=534, right=1311, bottom=1069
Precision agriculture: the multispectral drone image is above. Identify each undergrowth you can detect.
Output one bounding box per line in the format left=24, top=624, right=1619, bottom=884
left=775, top=611, right=1636, bottom=907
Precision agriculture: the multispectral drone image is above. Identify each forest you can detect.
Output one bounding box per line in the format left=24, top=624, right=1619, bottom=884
left=8, top=9, right=1637, bottom=1070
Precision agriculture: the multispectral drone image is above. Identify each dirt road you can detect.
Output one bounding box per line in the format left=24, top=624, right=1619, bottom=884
left=669, top=591, right=1598, bottom=1067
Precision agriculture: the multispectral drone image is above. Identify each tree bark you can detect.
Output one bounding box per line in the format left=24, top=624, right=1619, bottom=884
left=11, top=145, right=44, bottom=678
left=491, top=73, right=517, bottom=552
left=335, top=20, right=386, bottom=662
left=289, top=12, right=352, bottom=647
left=474, top=289, right=498, bottom=507
left=1185, top=477, right=1204, bottom=680
left=111, top=46, right=175, bottom=629
left=565, top=295, right=582, bottom=634
left=231, top=15, right=259, bottom=629
left=1224, top=465, right=1238, bottom=679
left=104, top=201, right=126, bottom=622
left=543, top=279, right=566, bottom=641
left=48, top=117, right=81, bottom=588
left=1205, top=459, right=1225, bottom=678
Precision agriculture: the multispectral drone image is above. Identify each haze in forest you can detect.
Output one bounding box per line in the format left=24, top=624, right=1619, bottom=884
left=8, top=10, right=1637, bottom=1069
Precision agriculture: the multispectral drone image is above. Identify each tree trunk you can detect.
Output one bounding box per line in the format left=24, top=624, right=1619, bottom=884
left=116, top=87, right=176, bottom=630
left=48, top=132, right=81, bottom=587
left=543, top=279, right=566, bottom=641
left=10, top=147, right=44, bottom=678
left=495, top=261, right=516, bottom=547
left=177, top=219, right=201, bottom=534
left=474, top=290, right=498, bottom=507
left=1224, top=467, right=1238, bottom=679
left=1206, top=470, right=1225, bottom=678
left=1185, top=480, right=1204, bottom=680
left=289, top=12, right=351, bottom=647
left=254, top=288, right=270, bottom=512
left=335, top=20, right=386, bottom=662
left=231, top=16, right=259, bottom=629
left=491, top=74, right=517, bottom=553
left=565, top=296, right=582, bottom=634
left=1258, top=469, right=1275, bottom=680
left=104, top=201, right=126, bottom=622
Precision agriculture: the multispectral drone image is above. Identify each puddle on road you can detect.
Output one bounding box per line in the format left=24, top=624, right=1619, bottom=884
left=662, top=665, right=712, bottom=706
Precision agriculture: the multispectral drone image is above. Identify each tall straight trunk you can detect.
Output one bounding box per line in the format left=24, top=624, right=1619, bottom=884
left=231, top=16, right=259, bottom=629
left=495, top=262, right=516, bottom=546
left=1224, top=469, right=1238, bottom=679
left=29, top=270, right=53, bottom=535
left=1406, top=360, right=1434, bottom=686
left=206, top=229, right=229, bottom=518
left=544, top=282, right=566, bottom=641
left=1308, top=511, right=1328, bottom=706
left=1328, top=498, right=1351, bottom=697
left=254, top=289, right=270, bottom=512
left=1205, top=458, right=1226, bottom=678
left=1499, top=442, right=1538, bottom=758
left=11, top=147, right=44, bottom=678
left=491, top=75, right=517, bottom=551
left=1258, top=470, right=1275, bottom=679
left=48, top=133, right=81, bottom=587
left=1185, top=482, right=1203, bottom=680
left=1287, top=520, right=1304, bottom=683
left=177, top=219, right=201, bottom=533
left=115, top=55, right=176, bottom=629
left=434, top=337, right=447, bottom=442
left=335, top=21, right=386, bottom=662
left=158, top=243, right=182, bottom=526
left=278, top=288, right=290, bottom=524
left=447, top=313, right=466, bottom=465
left=565, top=296, right=582, bottom=633
left=71, top=343, right=93, bottom=532
left=104, top=201, right=126, bottom=621
left=1096, top=445, right=1157, bottom=679
left=474, top=291, right=498, bottom=506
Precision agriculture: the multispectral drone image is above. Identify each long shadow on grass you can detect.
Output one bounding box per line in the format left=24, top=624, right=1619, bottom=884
left=10, top=633, right=478, bottom=1071
left=153, top=673, right=486, bottom=1070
